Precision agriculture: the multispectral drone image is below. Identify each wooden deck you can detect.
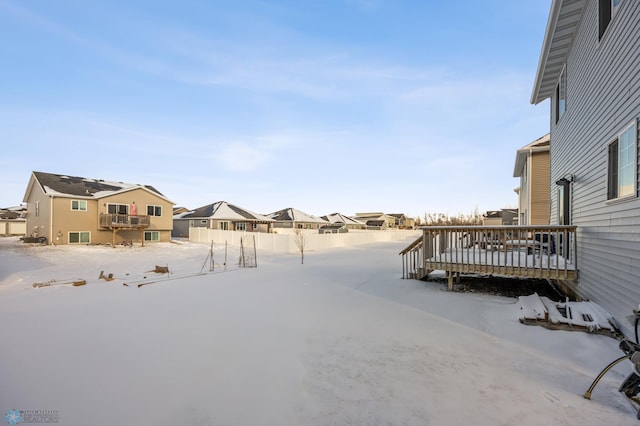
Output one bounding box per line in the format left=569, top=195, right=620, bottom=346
left=400, top=225, right=578, bottom=289
left=99, top=213, right=151, bottom=247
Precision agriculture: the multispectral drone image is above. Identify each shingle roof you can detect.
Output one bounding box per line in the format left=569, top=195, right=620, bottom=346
left=266, top=208, right=328, bottom=224
left=32, top=171, right=165, bottom=198
left=180, top=201, right=274, bottom=222
left=322, top=212, right=365, bottom=226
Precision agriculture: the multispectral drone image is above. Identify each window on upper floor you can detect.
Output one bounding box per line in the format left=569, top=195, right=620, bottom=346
left=555, top=66, right=566, bottom=123
left=599, top=0, right=622, bottom=40
left=71, top=200, right=87, bottom=211
left=607, top=121, right=637, bottom=200
left=147, top=205, right=162, bottom=217
left=107, top=203, right=128, bottom=215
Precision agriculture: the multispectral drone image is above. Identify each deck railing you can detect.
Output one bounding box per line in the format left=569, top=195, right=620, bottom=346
left=99, top=214, right=150, bottom=229
left=400, top=225, right=578, bottom=284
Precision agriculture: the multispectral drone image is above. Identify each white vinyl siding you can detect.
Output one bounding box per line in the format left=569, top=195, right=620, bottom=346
left=547, top=0, right=640, bottom=336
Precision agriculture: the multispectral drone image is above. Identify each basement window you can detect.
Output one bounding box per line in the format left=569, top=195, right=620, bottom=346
left=69, top=231, right=90, bottom=244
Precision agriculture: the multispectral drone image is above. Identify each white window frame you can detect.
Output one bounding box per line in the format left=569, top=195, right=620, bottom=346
left=71, top=200, right=88, bottom=211
left=607, top=120, right=637, bottom=201
left=144, top=231, right=160, bottom=242
left=236, top=222, right=246, bottom=231
left=556, top=65, right=566, bottom=123
left=147, top=205, right=162, bottom=217
left=69, top=231, right=91, bottom=244
left=219, top=221, right=229, bottom=230
left=107, top=203, right=129, bottom=214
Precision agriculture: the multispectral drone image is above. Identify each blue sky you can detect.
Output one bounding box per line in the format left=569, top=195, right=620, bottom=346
left=0, top=0, right=552, bottom=218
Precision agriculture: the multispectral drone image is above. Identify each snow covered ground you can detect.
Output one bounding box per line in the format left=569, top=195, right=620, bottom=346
left=0, top=236, right=638, bottom=425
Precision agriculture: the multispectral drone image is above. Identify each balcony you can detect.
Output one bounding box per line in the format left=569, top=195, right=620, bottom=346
left=99, top=214, right=150, bottom=229
left=400, top=225, right=577, bottom=289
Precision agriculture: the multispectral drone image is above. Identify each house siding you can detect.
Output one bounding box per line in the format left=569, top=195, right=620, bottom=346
left=549, top=0, right=640, bottom=333
left=23, top=173, right=174, bottom=245
left=530, top=151, right=550, bottom=225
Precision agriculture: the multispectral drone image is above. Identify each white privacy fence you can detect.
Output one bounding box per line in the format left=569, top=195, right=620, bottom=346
left=189, top=228, right=421, bottom=254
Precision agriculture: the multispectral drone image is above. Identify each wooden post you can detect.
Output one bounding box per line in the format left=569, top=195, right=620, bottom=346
left=447, top=270, right=453, bottom=291
left=140, top=228, right=145, bottom=247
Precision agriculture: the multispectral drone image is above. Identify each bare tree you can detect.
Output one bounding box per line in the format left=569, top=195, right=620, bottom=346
left=294, top=229, right=305, bottom=264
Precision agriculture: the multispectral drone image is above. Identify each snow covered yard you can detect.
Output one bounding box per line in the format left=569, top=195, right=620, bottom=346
left=0, top=237, right=638, bottom=425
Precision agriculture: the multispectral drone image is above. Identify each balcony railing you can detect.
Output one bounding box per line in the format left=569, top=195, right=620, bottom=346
left=400, top=225, right=578, bottom=285
left=99, top=214, right=150, bottom=229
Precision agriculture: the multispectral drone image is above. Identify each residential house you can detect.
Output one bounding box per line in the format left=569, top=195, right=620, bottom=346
left=481, top=209, right=518, bottom=226
left=266, top=208, right=329, bottom=230
left=513, top=134, right=551, bottom=225
left=352, top=212, right=395, bottom=230
left=173, top=201, right=274, bottom=237
left=389, top=213, right=415, bottom=229
left=531, top=0, right=640, bottom=334
left=173, top=206, right=190, bottom=215
left=22, top=171, right=174, bottom=245
left=321, top=212, right=367, bottom=230
left=0, top=205, right=26, bottom=236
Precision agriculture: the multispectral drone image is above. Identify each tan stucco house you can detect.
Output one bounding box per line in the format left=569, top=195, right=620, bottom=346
left=22, top=171, right=174, bottom=246
left=513, top=134, right=551, bottom=225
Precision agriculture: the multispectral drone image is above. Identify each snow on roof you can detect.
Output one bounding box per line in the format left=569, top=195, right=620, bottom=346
left=266, top=208, right=329, bottom=224
left=322, top=212, right=366, bottom=225
left=180, top=201, right=274, bottom=222
left=32, top=171, right=168, bottom=200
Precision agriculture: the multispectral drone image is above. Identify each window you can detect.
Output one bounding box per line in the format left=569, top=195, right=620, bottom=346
left=599, top=0, right=622, bottom=40
left=236, top=222, right=246, bottom=231
left=607, top=121, right=637, bottom=200
left=144, top=231, right=159, bottom=241
left=555, top=66, right=566, bottom=123
left=557, top=186, right=571, bottom=225
left=219, top=221, right=229, bottom=230
left=69, top=231, right=90, bottom=244
left=252, top=223, right=258, bottom=231
left=71, top=200, right=87, bottom=211
left=107, top=203, right=128, bottom=214
left=35, top=201, right=39, bottom=217
left=147, top=205, right=162, bottom=217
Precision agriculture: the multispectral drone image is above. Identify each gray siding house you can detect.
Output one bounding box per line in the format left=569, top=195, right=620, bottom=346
left=173, top=201, right=274, bottom=237
left=531, top=0, right=640, bottom=335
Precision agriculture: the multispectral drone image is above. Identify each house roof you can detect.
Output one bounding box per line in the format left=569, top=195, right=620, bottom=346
left=513, top=133, right=551, bottom=177
left=179, top=201, right=274, bottom=222
left=531, top=0, right=587, bottom=104
left=266, top=208, right=328, bottom=224
left=322, top=212, right=366, bottom=226
left=25, top=171, right=172, bottom=203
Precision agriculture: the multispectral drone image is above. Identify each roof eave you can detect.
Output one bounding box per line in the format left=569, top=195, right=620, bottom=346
left=531, top=0, right=586, bottom=105
left=531, top=0, right=562, bottom=104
